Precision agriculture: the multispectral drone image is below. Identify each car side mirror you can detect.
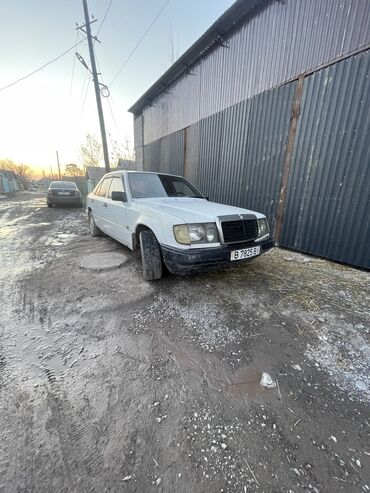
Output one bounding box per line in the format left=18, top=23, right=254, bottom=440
left=111, top=191, right=127, bottom=202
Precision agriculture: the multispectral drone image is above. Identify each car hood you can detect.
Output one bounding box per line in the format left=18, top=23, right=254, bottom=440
left=135, top=197, right=265, bottom=222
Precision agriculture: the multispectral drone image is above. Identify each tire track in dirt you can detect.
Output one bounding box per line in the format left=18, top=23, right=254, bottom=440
left=43, top=367, right=104, bottom=491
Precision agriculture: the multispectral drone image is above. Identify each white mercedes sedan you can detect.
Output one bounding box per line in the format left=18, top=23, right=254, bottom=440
left=86, top=170, right=273, bottom=280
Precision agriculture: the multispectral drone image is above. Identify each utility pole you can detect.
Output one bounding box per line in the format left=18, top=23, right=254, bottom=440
left=80, top=0, right=110, bottom=173
left=56, top=151, right=61, bottom=180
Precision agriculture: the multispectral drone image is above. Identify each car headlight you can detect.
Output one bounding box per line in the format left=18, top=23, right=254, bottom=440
left=257, top=218, right=270, bottom=238
left=173, top=223, right=219, bottom=245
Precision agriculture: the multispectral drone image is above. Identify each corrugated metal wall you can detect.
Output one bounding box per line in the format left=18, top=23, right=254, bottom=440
left=141, top=49, right=370, bottom=268
left=141, top=0, right=370, bottom=145
left=134, top=115, right=143, bottom=170
left=280, top=50, right=370, bottom=269
left=159, top=130, right=185, bottom=175
left=184, top=82, right=296, bottom=229
left=143, top=130, right=185, bottom=175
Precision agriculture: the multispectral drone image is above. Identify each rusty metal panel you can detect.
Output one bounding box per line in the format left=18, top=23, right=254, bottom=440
left=184, top=123, right=200, bottom=186
left=140, top=0, right=370, bottom=145
left=280, top=50, right=370, bottom=269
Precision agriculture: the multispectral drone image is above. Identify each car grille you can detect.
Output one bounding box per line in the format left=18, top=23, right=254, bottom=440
left=221, top=219, right=258, bottom=243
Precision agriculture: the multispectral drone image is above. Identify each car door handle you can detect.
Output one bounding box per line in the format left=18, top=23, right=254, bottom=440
left=103, top=203, right=108, bottom=207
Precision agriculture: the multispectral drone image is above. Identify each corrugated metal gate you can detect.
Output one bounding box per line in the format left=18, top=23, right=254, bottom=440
left=280, top=50, right=370, bottom=268
left=142, top=49, right=370, bottom=269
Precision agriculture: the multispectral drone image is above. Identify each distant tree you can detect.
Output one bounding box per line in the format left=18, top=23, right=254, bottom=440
left=0, top=159, right=15, bottom=170
left=109, top=135, right=135, bottom=165
left=64, top=163, right=84, bottom=177
left=0, top=159, right=33, bottom=180
left=79, top=134, right=103, bottom=170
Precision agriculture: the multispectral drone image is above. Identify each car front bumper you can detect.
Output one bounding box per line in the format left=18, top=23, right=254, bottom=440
left=161, top=238, right=274, bottom=275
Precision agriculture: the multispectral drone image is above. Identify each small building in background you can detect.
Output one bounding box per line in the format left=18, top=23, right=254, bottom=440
left=129, top=0, right=370, bottom=269
left=0, top=170, right=26, bottom=193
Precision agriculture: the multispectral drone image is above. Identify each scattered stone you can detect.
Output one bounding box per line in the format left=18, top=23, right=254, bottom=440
left=221, top=443, right=227, bottom=450
left=260, top=372, right=276, bottom=389
left=356, top=381, right=367, bottom=391
left=292, top=364, right=302, bottom=371
left=156, top=477, right=161, bottom=486
left=356, top=459, right=362, bottom=468
left=330, top=436, right=337, bottom=443
left=122, top=475, right=131, bottom=481
left=156, top=417, right=162, bottom=423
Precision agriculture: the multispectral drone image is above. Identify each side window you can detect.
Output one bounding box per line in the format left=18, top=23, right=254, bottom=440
left=93, top=180, right=103, bottom=196
left=98, top=178, right=111, bottom=197
left=107, top=176, right=124, bottom=199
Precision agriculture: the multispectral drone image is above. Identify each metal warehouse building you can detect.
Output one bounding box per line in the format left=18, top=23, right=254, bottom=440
left=129, top=0, right=370, bottom=269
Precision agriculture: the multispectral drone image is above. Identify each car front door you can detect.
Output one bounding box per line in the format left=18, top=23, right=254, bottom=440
left=104, top=175, right=130, bottom=246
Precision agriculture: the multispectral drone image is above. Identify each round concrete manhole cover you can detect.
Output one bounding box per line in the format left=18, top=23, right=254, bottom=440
left=79, top=252, right=128, bottom=271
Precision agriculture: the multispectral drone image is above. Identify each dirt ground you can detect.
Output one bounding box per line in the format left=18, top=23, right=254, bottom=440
left=0, top=192, right=369, bottom=493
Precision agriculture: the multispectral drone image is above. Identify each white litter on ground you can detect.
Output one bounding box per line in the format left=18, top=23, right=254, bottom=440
left=260, top=372, right=276, bottom=388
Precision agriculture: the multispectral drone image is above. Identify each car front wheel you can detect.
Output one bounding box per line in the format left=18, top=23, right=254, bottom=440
left=139, top=230, right=162, bottom=281
left=88, top=211, right=103, bottom=237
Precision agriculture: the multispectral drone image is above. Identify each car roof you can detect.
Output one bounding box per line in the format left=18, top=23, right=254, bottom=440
left=101, top=170, right=184, bottom=179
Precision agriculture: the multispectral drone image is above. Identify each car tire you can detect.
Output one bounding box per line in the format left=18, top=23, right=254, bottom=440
left=88, top=211, right=103, bottom=237
left=139, top=229, right=162, bottom=281
left=47, top=202, right=52, bottom=207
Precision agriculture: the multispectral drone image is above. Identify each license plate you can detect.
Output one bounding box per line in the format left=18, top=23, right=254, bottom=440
left=58, top=192, right=70, bottom=195
left=230, top=245, right=260, bottom=261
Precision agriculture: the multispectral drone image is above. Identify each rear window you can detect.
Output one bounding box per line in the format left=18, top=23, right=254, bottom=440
left=96, top=178, right=111, bottom=197
left=50, top=181, right=77, bottom=189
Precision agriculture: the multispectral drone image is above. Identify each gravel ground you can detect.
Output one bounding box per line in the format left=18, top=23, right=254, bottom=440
left=0, top=192, right=369, bottom=493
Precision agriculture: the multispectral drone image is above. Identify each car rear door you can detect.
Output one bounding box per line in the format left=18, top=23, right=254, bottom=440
left=91, top=177, right=112, bottom=232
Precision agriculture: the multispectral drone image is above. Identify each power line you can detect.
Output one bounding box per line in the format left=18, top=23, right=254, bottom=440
left=109, top=0, right=172, bottom=87
left=0, top=38, right=86, bottom=93
left=96, top=0, right=113, bottom=38
left=80, top=77, right=91, bottom=115
left=69, top=32, right=79, bottom=102
left=96, top=54, right=120, bottom=138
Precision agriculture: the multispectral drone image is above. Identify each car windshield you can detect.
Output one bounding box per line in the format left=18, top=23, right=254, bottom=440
left=128, top=173, right=204, bottom=199
left=50, top=181, right=77, bottom=189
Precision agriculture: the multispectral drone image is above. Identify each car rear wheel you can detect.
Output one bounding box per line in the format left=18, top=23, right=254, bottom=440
left=139, top=230, right=162, bottom=281
left=47, top=202, right=52, bottom=207
left=88, top=211, right=103, bottom=237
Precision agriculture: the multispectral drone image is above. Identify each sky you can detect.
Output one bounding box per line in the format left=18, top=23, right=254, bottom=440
left=0, top=0, right=234, bottom=174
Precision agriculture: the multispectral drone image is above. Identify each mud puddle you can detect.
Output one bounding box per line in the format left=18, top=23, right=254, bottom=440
left=166, top=336, right=277, bottom=401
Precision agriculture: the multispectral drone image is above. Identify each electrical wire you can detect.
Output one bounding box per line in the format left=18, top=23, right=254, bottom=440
left=69, top=32, right=79, bottom=102
left=80, top=78, right=91, bottom=115
left=96, top=0, right=114, bottom=39
left=95, top=54, right=120, bottom=138
left=109, top=0, right=172, bottom=86
left=0, top=38, right=86, bottom=92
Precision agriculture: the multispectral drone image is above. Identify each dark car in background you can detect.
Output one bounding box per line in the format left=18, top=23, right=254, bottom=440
left=46, top=181, right=82, bottom=207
